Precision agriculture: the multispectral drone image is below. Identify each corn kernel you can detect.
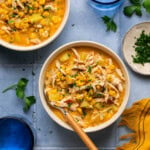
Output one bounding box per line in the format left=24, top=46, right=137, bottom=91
left=38, top=8, right=44, bottom=13
left=29, top=32, right=37, bottom=39
left=33, top=1, right=38, bottom=8
left=40, top=19, right=48, bottom=26
left=15, top=22, right=20, bottom=28
left=43, top=11, right=49, bottom=17
left=109, top=90, right=116, bottom=97
left=77, top=108, right=82, bottom=114
left=39, top=0, right=45, bottom=5
left=29, top=9, right=33, bottom=14
left=0, top=29, right=5, bottom=35
left=96, top=85, right=101, bottom=89
left=52, top=16, right=61, bottom=24
left=109, top=64, right=115, bottom=70
left=107, top=75, right=112, bottom=81
left=18, top=12, right=24, bottom=17
left=7, top=0, right=12, bottom=5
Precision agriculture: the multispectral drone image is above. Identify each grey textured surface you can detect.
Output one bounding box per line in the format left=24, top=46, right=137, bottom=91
left=0, top=0, right=149, bottom=149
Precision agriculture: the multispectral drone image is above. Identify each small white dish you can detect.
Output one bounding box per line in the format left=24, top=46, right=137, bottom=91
left=39, top=41, right=130, bottom=133
left=122, top=22, right=150, bottom=75
left=0, top=0, right=70, bottom=51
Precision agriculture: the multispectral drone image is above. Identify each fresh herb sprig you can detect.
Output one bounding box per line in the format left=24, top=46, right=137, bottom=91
left=102, top=16, right=117, bottom=32
left=132, top=30, right=150, bottom=64
left=124, top=0, right=150, bottom=17
left=2, top=78, right=36, bottom=112
left=143, top=0, right=150, bottom=13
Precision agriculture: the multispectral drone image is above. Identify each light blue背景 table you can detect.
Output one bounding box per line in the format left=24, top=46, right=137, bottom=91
left=0, top=0, right=150, bottom=149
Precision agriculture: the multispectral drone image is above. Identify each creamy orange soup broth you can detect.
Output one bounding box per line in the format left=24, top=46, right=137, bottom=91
left=44, top=47, right=126, bottom=128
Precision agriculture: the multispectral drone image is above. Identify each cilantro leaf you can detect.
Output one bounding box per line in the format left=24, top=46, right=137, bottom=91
left=124, top=5, right=142, bottom=17
left=102, top=16, right=117, bottom=32
left=135, top=5, right=142, bottom=16
left=2, top=78, right=36, bottom=112
left=16, top=87, right=25, bottom=99
left=143, top=0, right=150, bottom=13
left=87, top=66, right=92, bottom=73
left=2, top=84, right=17, bottom=93
left=17, top=78, right=28, bottom=89
left=130, top=0, right=141, bottom=5
left=23, top=96, right=36, bottom=112
left=16, top=78, right=28, bottom=99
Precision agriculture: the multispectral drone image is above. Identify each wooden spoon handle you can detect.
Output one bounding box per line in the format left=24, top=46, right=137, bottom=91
left=65, top=111, right=98, bottom=150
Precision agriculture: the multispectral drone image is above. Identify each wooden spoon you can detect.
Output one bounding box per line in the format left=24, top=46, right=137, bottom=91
left=50, top=102, right=98, bottom=150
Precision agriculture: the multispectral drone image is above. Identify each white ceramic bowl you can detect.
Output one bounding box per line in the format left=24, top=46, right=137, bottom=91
left=39, top=41, right=130, bottom=132
left=0, top=0, right=70, bottom=51
left=122, top=22, right=150, bottom=75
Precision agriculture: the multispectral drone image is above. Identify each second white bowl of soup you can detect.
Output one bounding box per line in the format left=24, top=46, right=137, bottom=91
left=0, top=0, right=70, bottom=51
left=39, top=41, right=130, bottom=132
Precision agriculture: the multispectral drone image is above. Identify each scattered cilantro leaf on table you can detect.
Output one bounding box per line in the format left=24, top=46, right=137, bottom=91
left=2, top=78, right=36, bottom=112
left=102, top=16, right=117, bottom=32
left=124, top=5, right=142, bottom=17
left=23, top=96, right=36, bottom=112
left=16, top=78, right=28, bottom=99
left=143, top=0, right=150, bottom=13
left=124, top=0, right=150, bottom=17
left=2, top=84, right=17, bottom=93
left=130, top=0, right=141, bottom=5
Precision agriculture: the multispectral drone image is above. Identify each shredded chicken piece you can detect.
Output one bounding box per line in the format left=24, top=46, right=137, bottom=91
left=74, top=59, right=85, bottom=64
left=12, top=0, right=24, bottom=9
left=16, top=0, right=24, bottom=9
left=116, top=69, right=125, bottom=81
left=72, top=48, right=80, bottom=60
left=108, top=58, right=113, bottom=65
left=44, top=87, right=51, bottom=93
left=1, top=26, right=11, bottom=34
left=107, top=82, right=120, bottom=98
left=0, top=20, right=4, bottom=24
left=12, top=0, right=17, bottom=8
left=30, top=38, right=41, bottom=44
left=97, top=66, right=106, bottom=75
left=36, top=24, right=43, bottom=28
left=79, top=72, right=85, bottom=77
left=51, top=96, right=74, bottom=108
left=41, top=30, right=49, bottom=38
left=92, top=112, right=102, bottom=120
left=112, top=76, right=123, bottom=92
left=94, top=98, right=105, bottom=103
left=100, top=107, right=112, bottom=113
left=44, top=3, right=57, bottom=11
left=70, top=103, right=79, bottom=111
left=114, top=100, right=119, bottom=106
left=92, top=84, right=96, bottom=92
left=51, top=71, right=56, bottom=88
left=92, top=66, right=100, bottom=73
left=104, top=93, right=109, bottom=103
left=85, top=53, right=95, bottom=67
left=56, top=61, right=66, bottom=75
left=72, top=65, right=86, bottom=71
left=118, top=83, right=123, bottom=92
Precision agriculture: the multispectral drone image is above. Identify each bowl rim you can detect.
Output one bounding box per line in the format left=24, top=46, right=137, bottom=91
left=39, top=41, right=130, bottom=133
left=0, top=0, right=70, bottom=52
left=122, top=21, right=150, bottom=76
